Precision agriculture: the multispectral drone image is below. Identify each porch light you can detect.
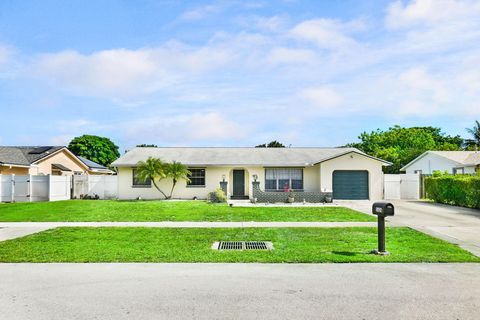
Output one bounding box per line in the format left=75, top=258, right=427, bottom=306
left=253, top=174, right=258, bottom=182
left=222, top=174, right=226, bottom=182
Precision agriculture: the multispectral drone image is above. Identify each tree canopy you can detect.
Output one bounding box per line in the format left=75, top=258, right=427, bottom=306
left=255, top=140, right=286, bottom=148
left=68, top=135, right=120, bottom=167
left=136, top=144, right=158, bottom=147
left=465, top=120, right=480, bottom=149
left=347, top=126, right=463, bottom=173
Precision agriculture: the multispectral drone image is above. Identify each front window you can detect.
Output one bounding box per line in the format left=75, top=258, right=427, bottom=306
left=132, top=168, right=151, bottom=187
left=265, top=168, right=303, bottom=191
left=187, top=168, right=206, bottom=187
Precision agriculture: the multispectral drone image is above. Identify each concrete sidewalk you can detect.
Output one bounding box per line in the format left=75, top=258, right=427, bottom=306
left=0, top=221, right=378, bottom=242
left=0, top=226, right=52, bottom=241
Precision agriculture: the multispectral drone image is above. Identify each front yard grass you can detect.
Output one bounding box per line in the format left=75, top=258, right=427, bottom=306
left=0, top=227, right=477, bottom=263
left=0, top=200, right=374, bottom=222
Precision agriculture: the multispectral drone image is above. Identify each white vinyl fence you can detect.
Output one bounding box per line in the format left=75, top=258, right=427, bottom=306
left=49, top=176, right=72, bottom=202
left=0, top=174, right=118, bottom=203
left=384, top=174, right=420, bottom=200
left=72, top=175, right=118, bottom=199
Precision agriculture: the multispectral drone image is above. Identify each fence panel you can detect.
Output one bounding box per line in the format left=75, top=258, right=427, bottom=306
left=384, top=174, right=401, bottom=200
left=31, top=175, right=49, bottom=202
left=13, top=175, right=30, bottom=202
left=72, top=175, right=118, bottom=199
left=88, top=175, right=118, bottom=199
left=49, top=175, right=71, bottom=201
left=1, top=174, right=117, bottom=202
left=384, top=174, right=420, bottom=200
left=0, top=175, right=13, bottom=202
left=72, top=175, right=88, bottom=199
left=400, top=174, right=420, bottom=200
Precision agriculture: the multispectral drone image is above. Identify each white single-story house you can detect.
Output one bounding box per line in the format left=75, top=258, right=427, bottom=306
left=111, top=147, right=391, bottom=201
left=401, top=151, right=480, bottom=175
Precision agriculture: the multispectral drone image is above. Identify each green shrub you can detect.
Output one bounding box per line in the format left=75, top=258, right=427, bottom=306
left=425, top=175, right=480, bottom=209
left=208, top=188, right=227, bottom=203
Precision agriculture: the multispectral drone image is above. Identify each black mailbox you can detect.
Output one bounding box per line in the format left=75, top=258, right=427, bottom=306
left=372, top=202, right=394, bottom=217
left=371, top=202, right=394, bottom=255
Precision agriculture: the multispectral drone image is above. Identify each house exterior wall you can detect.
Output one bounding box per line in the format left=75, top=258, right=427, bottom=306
left=117, top=158, right=382, bottom=201
left=118, top=166, right=265, bottom=200
left=404, top=153, right=476, bottom=174
left=29, top=150, right=88, bottom=175
left=319, top=153, right=384, bottom=200
left=117, top=165, right=322, bottom=200
left=0, top=166, right=29, bottom=175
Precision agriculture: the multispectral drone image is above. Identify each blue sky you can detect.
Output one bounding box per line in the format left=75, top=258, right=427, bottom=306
left=0, top=0, right=479, bottom=151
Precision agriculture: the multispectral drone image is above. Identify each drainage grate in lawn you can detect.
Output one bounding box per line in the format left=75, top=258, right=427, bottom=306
left=212, top=241, right=273, bottom=251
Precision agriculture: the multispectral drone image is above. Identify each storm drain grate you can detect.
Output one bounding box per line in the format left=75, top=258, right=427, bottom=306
left=212, top=241, right=273, bottom=251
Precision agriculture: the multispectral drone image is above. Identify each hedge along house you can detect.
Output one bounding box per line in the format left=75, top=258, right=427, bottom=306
left=112, top=147, right=391, bottom=202
left=0, top=146, right=114, bottom=176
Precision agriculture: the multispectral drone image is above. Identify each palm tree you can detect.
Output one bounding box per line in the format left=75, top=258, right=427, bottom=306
left=135, top=157, right=169, bottom=199
left=165, top=161, right=191, bottom=199
left=466, top=120, right=480, bottom=149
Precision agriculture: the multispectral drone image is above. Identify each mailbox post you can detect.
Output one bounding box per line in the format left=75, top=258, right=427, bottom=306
left=371, top=202, right=394, bottom=255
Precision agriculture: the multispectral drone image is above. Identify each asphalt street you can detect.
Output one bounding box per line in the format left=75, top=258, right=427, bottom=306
left=0, top=263, right=478, bottom=320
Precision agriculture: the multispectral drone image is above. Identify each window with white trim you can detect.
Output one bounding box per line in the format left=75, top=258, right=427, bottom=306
left=265, top=168, right=303, bottom=191
left=187, top=168, right=206, bottom=187
left=132, top=168, right=151, bottom=187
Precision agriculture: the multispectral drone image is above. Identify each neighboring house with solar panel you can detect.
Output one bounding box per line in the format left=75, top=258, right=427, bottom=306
left=0, top=146, right=114, bottom=175
left=401, top=151, right=480, bottom=175
left=112, top=147, right=391, bottom=201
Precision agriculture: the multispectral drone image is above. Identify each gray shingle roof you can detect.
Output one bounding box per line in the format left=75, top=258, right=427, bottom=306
left=401, top=151, right=480, bottom=170
left=0, top=146, right=65, bottom=166
left=112, top=147, right=391, bottom=167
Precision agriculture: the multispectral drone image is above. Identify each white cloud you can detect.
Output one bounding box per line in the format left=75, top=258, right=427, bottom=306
left=289, top=18, right=364, bottom=49
left=56, top=119, right=95, bottom=132
left=0, top=46, right=11, bottom=65
left=180, top=4, right=222, bottom=21
left=31, top=43, right=232, bottom=99
left=267, top=47, right=316, bottom=65
left=386, top=0, right=480, bottom=29
left=300, top=87, right=343, bottom=110
left=124, top=112, right=246, bottom=144
left=49, top=134, right=73, bottom=146
left=255, top=15, right=288, bottom=32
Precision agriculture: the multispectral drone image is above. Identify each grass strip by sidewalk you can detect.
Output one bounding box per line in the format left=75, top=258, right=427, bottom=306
left=0, top=227, right=477, bottom=263
left=0, top=200, right=375, bottom=222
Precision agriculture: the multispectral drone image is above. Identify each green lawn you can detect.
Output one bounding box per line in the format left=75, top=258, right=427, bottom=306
left=0, top=227, right=477, bottom=263
left=0, top=200, right=375, bottom=222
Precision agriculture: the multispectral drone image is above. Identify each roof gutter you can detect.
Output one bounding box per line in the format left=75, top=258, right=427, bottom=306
left=314, top=150, right=392, bottom=166
left=0, top=163, right=31, bottom=168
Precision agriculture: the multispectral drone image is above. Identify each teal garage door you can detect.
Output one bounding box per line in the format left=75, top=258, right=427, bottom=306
left=332, top=170, right=369, bottom=200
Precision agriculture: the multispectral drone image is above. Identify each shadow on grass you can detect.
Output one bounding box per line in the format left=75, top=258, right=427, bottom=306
left=331, top=251, right=363, bottom=257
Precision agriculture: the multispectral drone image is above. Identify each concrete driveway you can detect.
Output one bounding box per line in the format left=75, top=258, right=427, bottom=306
left=0, top=263, right=478, bottom=320
left=341, top=200, right=480, bottom=256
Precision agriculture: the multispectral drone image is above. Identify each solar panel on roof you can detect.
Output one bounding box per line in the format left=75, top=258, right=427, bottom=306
left=28, top=146, right=52, bottom=154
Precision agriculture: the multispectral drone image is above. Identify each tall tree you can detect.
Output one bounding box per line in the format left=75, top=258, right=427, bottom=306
left=135, top=157, right=168, bottom=199
left=465, top=120, right=480, bottom=149
left=68, top=135, right=120, bottom=167
left=165, top=161, right=191, bottom=199
left=255, top=140, right=286, bottom=148
left=348, top=126, right=463, bottom=173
